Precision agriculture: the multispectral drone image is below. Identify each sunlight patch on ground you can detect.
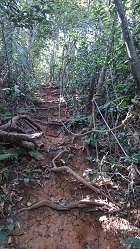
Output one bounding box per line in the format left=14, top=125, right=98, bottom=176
left=100, top=215, right=137, bottom=233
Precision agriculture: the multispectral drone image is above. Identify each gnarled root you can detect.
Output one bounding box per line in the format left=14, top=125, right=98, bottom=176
left=51, top=148, right=119, bottom=206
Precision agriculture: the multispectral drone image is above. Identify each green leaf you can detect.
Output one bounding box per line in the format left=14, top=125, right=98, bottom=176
left=118, top=99, right=127, bottom=107
left=86, top=156, right=93, bottom=162
left=14, top=221, right=20, bottom=229
left=33, top=4, right=40, bottom=12
left=28, top=150, right=43, bottom=160
left=2, top=168, right=9, bottom=180
left=0, top=195, right=4, bottom=202
left=25, top=168, right=41, bottom=175
left=117, top=63, right=128, bottom=69
left=88, top=173, right=94, bottom=182
left=23, top=178, right=30, bottom=184
left=83, top=168, right=94, bottom=181
left=6, top=218, right=14, bottom=224
left=30, top=169, right=42, bottom=174
left=7, top=224, right=15, bottom=232
left=0, top=229, right=8, bottom=246
left=0, top=147, right=19, bottom=161
left=121, top=237, right=140, bottom=248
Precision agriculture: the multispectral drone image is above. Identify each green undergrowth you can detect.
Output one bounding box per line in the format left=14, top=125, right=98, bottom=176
left=121, top=237, right=140, bottom=248
left=0, top=218, right=20, bottom=247
left=0, top=146, right=44, bottom=246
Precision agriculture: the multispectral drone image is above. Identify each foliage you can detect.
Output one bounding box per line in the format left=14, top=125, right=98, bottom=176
left=18, top=168, right=42, bottom=184
left=121, top=151, right=140, bottom=164
left=1, top=0, right=140, bottom=94
left=0, top=229, right=8, bottom=247
left=1, top=168, right=9, bottom=181
left=28, top=150, right=43, bottom=160
left=0, top=107, right=12, bottom=121
left=84, top=133, right=98, bottom=147
left=83, top=168, right=107, bottom=182
left=0, top=218, right=20, bottom=246
left=67, top=113, right=88, bottom=128
left=121, top=237, right=140, bottom=248
left=0, top=146, right=43, bottom=162
left=3, top=85, right=25, bottom=101
left=0, top=0, right=51, bottom=29
left=83, top=168, right=95, bottom=182
left=0, top=147, right=19, bottom=161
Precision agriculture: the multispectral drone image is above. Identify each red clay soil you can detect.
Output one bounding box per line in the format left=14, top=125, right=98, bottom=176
left=1, top=84, right=140, bottom=249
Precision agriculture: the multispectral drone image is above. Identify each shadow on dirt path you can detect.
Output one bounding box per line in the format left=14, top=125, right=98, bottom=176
left=5, top=84, right=139, bottom=249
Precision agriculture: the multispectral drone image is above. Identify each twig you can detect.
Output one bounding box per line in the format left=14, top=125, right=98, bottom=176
left=61, top=120, right=124, bottom=137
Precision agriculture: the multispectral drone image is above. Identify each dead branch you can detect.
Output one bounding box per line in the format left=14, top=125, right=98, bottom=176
left=0, top=115, right=45, bottom=150
left=0, top=130, right=44, bottom=150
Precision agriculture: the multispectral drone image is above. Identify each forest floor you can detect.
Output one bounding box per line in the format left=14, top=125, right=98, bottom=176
left=0, top=84, right=140, bottom=249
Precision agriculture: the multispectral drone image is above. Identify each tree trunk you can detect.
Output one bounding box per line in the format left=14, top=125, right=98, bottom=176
left=28, top=27, right=35, bottom=73
left=1, top=20, right=14, bottom=86
left=85, top=75, right=96, bottom=113
left=49, top=40, right=57, bottom=84
left=114, top=0, right=140, bottom=94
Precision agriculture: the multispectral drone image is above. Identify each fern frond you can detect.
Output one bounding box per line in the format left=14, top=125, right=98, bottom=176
left=0, top=147, right=19, bottom=161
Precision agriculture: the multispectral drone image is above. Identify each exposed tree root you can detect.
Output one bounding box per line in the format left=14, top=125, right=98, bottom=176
left=51, top=147, right=119, bottom=206
left=18, top=198, right=113, bottom=212
left=0, top=115, right=44, bottom=150
left=18, top=147, right=119, bottom=213
left=35, top=120, right=64, bottom=126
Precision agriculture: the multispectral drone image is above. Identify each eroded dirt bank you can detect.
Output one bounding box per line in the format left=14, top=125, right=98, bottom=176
left=1, top=84, right=139, bottom=249
left=14, top=208, right=139, bottom=249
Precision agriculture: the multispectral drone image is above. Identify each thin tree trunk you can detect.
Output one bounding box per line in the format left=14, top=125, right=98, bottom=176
left=1, top=20, right=14, bottom=86
left=85, top=75, right=96, bottom=113
left=49, top=40, right=57, bottom=84
left=89, top=42, right=112, bottom=128
left=96, top=42, right=112, bottom=96
left=28, top=27, right=35, bottom=73
left=114, top=0, right=140, bottom=94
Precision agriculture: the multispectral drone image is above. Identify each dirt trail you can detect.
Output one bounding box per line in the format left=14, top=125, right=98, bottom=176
left=10, top=84, right=139, bottom=249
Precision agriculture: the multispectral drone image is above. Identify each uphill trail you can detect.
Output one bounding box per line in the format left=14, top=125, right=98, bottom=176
left=8, top=83, right=140, bottom=249
left=39, top=84, right=73, bottom=151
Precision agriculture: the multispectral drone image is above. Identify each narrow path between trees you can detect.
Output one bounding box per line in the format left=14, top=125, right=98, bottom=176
left=4, top=84, right=140, bottom=249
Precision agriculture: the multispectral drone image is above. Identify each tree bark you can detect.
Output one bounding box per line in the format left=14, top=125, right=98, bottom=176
left=28, top=27, right=35, bottom=73
left=0, top=115, right=44, bottom=150
left=114, top=0, right=140, bottom=94
left=85, top=75, right=96, bottom=113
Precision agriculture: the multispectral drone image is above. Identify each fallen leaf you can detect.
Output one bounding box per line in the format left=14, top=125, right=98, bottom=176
left=27, top=202, right=32, bottom=207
